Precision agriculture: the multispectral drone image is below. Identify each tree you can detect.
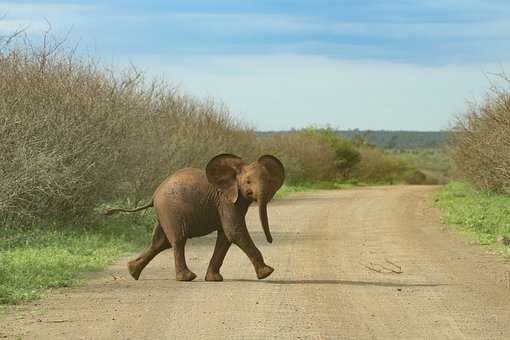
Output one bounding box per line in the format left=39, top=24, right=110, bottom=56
left=305, top=127, right=361, bottom=178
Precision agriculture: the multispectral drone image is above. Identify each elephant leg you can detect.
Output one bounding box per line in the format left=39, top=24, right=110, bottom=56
left=127, top=222, right=171, bottom=280
left=173, top=238, right=197, bottom=281
left=229, top=226, right=274, bottom=280
left=205, top=230, right=232, bottom=281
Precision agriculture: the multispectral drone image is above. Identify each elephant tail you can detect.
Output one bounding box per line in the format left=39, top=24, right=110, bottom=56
left=104, top=200, right=154, bottom=215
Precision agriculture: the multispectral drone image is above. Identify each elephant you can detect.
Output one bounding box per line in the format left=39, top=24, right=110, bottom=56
left=105, top=154, right=285, bottom=282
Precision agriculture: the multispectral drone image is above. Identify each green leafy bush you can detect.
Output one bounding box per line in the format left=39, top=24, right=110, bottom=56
left=305, top=127, right=361, bottom=178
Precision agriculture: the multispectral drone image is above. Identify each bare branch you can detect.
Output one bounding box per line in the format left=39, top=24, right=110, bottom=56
left=360, top=260, right=403, bottom=274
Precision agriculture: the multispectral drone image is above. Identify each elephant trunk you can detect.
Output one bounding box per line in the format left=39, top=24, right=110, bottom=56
left=258, top=198, right=273, bottom=243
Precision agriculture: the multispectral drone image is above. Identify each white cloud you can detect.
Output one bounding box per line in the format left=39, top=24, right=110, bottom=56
left=123, top=11, right=510, bottom=40
left=419, top=0, right=510, bottom=13
left=164, top=12, right=313, bottom=33
left=0, top=2, right=98, bottom=35
left=328, top=21, right=510, bottom=40
left=1, top=2, right=508, bottom=131
left=115, top=11, right=321, bottom=36
left=0, top=19, right=28, bottom=32
left=124, top=53, right=509, bottom=130
left=0, top=2, right=97, bottom=14
left=0, top=18, right=53, bottom=34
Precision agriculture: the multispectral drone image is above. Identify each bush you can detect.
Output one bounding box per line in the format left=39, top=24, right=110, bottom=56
left=0, top=37, right=256, bottom=225
left=394, top=148, right=451, bottom=184
left=305, top=127, right=361, bottom=178
left=405, top=170, right=427, bottom=184
left=450, top=77, right=510, bottom=193
left=258, top=130, right=337, bottom=184
left=352, top=147, right=410, bottom=183
left=258, top=128, right=418, bottom=185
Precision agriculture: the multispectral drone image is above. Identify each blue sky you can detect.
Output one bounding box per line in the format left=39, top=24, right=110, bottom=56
left=1, top=1, right=510, bottom=130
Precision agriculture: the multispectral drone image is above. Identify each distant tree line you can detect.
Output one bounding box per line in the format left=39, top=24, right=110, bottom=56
left=258, top=130, right=449, bottom=150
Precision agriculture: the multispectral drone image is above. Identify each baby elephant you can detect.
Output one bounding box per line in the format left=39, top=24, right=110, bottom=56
left=105, top=154, right=285, bottom=282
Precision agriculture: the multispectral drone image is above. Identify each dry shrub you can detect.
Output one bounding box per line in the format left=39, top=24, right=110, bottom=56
left=405, top=170, right=427, bottom=185
left=0, top=37, right=256, bottom=224
left=353, top=147, right=409, bottom=183
left=422, top=172, right=440, bottom=185
left=258, top=131, right=337, bottom=184
left=451, top=77, right=510, bottom=193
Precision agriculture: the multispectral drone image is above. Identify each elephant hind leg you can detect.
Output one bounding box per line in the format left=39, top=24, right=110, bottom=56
left=128, top=222, right=171, bottom=280
left=157, top=216, right=197, bottom=281
left=172, top=238, right=197, bottom=281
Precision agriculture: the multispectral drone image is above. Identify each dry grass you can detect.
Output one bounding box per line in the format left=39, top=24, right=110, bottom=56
left=0, top=35, right=256, bottom=225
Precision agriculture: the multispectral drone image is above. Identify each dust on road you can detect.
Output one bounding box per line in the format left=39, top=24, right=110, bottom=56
left=2, top=186, right=510, bottom=339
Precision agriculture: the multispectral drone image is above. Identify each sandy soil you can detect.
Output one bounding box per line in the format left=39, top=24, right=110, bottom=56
left=2, top=186, right=510, bottom=339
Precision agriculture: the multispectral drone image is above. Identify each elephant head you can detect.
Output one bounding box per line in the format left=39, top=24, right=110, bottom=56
left=206, top=154, right=285, bottom=243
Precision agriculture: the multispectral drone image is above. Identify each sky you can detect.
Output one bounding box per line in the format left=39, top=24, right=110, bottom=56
left=1, top=1, right=510, bottom=131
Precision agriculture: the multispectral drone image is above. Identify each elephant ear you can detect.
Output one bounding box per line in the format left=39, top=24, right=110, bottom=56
left=206, top=154, right=244, bottom=203
left=258, top=155, right=285, bottom=199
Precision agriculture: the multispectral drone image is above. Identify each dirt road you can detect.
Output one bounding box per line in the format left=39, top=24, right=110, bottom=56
left=2, top=186, right=510, bottom=339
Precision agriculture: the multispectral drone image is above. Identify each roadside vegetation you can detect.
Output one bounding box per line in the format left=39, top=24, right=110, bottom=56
left=434, top=182, right=510, bottom=251
left=0, top=215, right=152, bottom=304
left=259, top=127, right=447, bottom=186
left=0, top=33, right=447, bottom=305
left=0, top=37, right=256, bottom=226
left=0, top=34, right=257, bottom=304
left=450, top=76, right=510, bottom=194
left=435, top=75, right=510, bottom=252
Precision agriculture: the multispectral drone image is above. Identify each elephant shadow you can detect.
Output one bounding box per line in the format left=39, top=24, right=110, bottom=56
left=229, top=279, right=444, bottom=288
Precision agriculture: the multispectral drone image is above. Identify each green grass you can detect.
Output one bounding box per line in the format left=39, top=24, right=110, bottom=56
left=275, top=179, right=402, bottom=199
left=434, top=182, right=510, bottom=250
left=275, top=180, right=364, bottom=199
left=0, top=215, right=152, bottom=304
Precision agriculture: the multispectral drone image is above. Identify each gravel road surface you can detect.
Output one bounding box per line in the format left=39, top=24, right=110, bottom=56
left=2, top=186, right=510, bottom=339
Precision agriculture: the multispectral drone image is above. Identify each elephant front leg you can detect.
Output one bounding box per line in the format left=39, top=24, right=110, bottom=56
left=205, top=230, right=232, bottom=281
left=173, top=239, right=197, bottom=281
left=228, top=225, right=274, bottom=280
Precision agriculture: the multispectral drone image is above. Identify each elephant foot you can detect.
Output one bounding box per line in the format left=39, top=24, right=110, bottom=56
left=127, top=260, right=143, bottom=280
left=256, top=264, right=274, bottom=280
left=205, top=271, right=224, bottom=282
left=176, top=269, right=197, bottom=282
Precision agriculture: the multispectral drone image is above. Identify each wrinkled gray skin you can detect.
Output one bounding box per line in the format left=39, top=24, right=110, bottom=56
left=105, top=154, right=285, bottom=282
